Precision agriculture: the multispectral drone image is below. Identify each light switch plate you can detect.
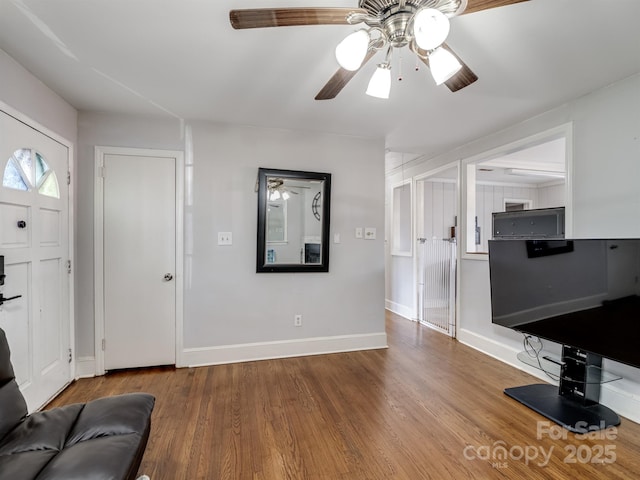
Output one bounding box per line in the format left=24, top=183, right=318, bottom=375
left=218, top=232, right=232, bottom=245
left=364, top=227, right=376, bottom=240
left=355, top=227, right=363, bottom=239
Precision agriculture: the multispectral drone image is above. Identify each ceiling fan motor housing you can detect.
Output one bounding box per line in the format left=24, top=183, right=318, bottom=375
left=359, top=0, right=466, bottom=48
left=358, top=0, right=466, bottom=18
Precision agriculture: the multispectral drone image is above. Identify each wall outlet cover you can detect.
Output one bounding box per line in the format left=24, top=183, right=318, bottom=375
left=364, top=227, right=376, bottom=240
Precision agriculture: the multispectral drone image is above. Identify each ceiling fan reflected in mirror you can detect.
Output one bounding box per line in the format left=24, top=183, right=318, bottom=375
left=230, top=0, right=529, bottom=100
left=267, top=178, right=309, bottom=201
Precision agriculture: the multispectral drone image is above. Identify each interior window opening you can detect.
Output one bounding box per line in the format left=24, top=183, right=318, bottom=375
left=465, top=133, right=568, bottom=255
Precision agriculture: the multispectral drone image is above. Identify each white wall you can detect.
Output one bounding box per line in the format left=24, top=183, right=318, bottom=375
left=77, top=113, right=387, bottom=363
left=537, top=182, right=565, bottom=209
left=386, top=73, right=640, bottom=423
left=2, top=45, right=386, bottom=371
left=0, top=50, right=77, bottom=142
left=475, top=183, right=538, bottom=252
left=418, top=179, right=456, bottom=240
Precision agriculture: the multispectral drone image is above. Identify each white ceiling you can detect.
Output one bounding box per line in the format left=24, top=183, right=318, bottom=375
left=1, top=0, right=639, bottom=159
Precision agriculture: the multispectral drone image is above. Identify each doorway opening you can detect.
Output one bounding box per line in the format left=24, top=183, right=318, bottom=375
left=414, top=164, right=458, bottom=337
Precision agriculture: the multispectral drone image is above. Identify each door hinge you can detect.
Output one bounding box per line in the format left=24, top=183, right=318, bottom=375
left=98, top=166, right=105, bottom=178
left=67, top=171, right=71, bottom=185
left=68, top=348, right=73, bottom=363
left=67, top=260, right=71, bottom=274
left=102, top=338, right=106, bottom=351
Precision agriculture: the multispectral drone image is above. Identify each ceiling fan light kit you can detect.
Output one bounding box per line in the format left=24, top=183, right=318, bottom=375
left=270, top=190, right=281, bottom=201
left=230, top=0, right=530, bottom=100
left=428, top=46, right=462, bottom=84
left=335, top=29, right=370, bottom=70
left=366, top=63, right=393, bottom=98
left=413, top=8, right=450, bottom=50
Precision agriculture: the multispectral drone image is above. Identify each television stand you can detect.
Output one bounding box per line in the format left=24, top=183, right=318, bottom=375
left=507, top=346, right=621, bottom=432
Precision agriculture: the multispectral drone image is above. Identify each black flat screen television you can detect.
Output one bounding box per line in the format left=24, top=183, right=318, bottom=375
left=488, top=238, right=640, bottom=369
left=488, top=238, right=640, bottom=431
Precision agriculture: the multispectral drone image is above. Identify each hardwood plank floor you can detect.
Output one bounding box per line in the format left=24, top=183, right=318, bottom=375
left=47, top=311, right=640, bottom=479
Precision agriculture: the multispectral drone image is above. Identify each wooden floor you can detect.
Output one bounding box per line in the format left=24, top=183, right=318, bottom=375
left=48, top=311, right=640, bottom=479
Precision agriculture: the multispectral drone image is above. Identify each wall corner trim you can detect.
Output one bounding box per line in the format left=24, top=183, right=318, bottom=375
left=75, top=356, right=96, bottom=379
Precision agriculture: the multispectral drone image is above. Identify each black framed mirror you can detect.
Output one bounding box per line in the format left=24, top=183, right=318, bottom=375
left=257, top=168, right=331, bottom=273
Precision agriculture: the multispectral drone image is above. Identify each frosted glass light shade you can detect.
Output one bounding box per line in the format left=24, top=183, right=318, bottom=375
left=429, top=47, right=462, bottom=85
left=414, top=8, right=450, bottom=50
left=335, top=30, right=370, bottom=71
left=366, top=65, right=391, bottom=99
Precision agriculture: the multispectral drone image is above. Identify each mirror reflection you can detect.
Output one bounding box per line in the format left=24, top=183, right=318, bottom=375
left=257, top=168, right=331, bottom=273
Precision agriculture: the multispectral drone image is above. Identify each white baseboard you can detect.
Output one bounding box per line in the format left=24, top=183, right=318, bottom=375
left=457, top=328, right=640, bottom=425
left=182, top=332, right=388, bottom=367
left=385, top=299, right=415, bottom=320
left=75, top=356, right=96, bottom=378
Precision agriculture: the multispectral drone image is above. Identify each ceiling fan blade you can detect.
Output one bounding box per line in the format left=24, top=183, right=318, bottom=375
left=230, top=7, right=367, bottom=29
left=412, top=43, right=478, bottom=92
left=461, top=0, right=530, bottom=16
left=315, top=48, right=377, bottom=100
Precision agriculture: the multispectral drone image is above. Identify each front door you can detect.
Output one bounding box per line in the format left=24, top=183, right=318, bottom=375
left=98, top=148, right=177, bottom=370
left=0, top=109, right=71, bottom=411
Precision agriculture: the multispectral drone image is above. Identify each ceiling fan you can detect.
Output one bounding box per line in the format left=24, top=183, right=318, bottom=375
left=230, top=0, right=529, bottom=100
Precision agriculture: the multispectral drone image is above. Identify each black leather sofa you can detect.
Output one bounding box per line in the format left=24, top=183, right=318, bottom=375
left=0, top=328, right=155, bottom=479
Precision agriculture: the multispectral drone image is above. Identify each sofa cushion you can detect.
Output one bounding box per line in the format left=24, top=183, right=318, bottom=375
left=36, top=433, right=150, bottom=480
left=65, top=393, right=155, bottom=446
left=0, top=403, right=84, bottom=455
left=0, top=328, right=28, bottom=439
left=0, top=449, right=59, bottom=479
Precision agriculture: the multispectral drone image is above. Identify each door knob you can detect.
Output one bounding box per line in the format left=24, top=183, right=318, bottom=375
left=163, top=273, right=173, bottom=281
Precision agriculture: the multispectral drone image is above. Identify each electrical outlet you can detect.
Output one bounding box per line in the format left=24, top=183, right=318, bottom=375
left=364, top=227, right=377, bottom=240
left=217, top=232, right=232, bottom=245
left=294, top=314, right=302, bottom=327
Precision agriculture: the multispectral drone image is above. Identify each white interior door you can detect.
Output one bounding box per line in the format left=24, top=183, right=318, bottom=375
left=100, top=150, right=176, bottom=370
left=0, top=110, right=71, bottom=411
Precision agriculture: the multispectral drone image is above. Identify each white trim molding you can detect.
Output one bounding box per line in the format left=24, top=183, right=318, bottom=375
left=385, top=300, right=415, bottom=320
left=75, top=357, right=96, bottom=379
left=182, top=333, right=388, bottom=367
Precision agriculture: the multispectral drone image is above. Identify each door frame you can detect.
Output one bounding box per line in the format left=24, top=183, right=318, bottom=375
left=0, top=99, right=75, bottom=389
left=413, top=162, right=460, bottom=338
left=94, top=146, right=184, bottom=375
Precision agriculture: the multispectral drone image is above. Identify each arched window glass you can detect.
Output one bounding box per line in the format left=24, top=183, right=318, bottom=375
left=39, top=171, right=59, bottom=198
left=2, top=157, right=29, bottom=191
left=2, top=148, right=60, bottom=198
